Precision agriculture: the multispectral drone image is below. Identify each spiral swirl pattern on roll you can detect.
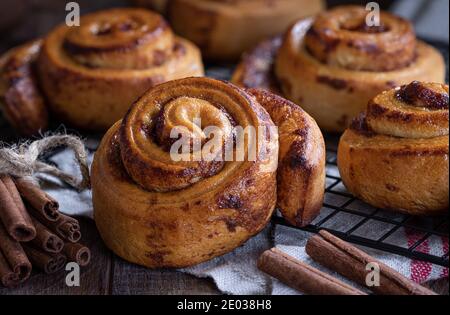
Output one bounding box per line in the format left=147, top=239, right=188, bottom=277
left=0, top=8, right=204, bottom=134
left=39, top=8, right=204, bottom=130
left=338, top=82, right=449, bottom=215
left=366, top=82, right=449, bottom=138
left=92, top=77, right=326, bottom=267
left=305, top=6, right=416, bottom=72
left=92, top=77, right=280, bottom=268
left=63, top=9, right=174, bottom=70
left=119, top=78, right=272, bottom=192
left=270, top=5, right=446, bottom=132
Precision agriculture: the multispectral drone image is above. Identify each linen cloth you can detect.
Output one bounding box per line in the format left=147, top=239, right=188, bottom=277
left=38, top=144, right=448, bottom=295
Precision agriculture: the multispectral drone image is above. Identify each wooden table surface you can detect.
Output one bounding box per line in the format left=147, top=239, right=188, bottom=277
left=0, top=0, right=447, bottom=296
left=0, top=218, right=220, bottom=295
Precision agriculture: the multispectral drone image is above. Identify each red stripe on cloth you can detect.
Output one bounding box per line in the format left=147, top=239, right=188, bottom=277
left=441, top=236, right=449, bottom=278
left=405, top=229, right=432, bottom=283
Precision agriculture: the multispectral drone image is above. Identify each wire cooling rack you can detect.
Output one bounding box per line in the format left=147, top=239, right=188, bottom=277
left=207, top=39, right=449, bottom=268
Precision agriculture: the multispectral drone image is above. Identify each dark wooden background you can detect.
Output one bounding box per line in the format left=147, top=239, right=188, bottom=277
left=0, top=0, right=447, bottom=295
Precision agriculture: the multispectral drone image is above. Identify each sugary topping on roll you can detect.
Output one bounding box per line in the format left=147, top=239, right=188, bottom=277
left=304, top=6, right=416, bottom=72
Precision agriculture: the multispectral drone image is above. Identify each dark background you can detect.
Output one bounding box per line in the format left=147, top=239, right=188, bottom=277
left=2, top=0, right=449, bottom=55
left=0, top=0, right=396, bottom=53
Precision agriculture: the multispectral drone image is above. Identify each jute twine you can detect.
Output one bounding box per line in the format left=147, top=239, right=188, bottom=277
left=0, top=134, right=90, bottom=191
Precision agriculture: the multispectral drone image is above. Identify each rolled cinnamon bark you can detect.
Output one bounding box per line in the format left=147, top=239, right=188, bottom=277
left=306, top=230, right=437, bottom=295
left=14, top=177, right=59, bottom=221
left=258, top=248, right=366, bottom=295
left=0, top=223, right=32, bottom=286
left=22, top=245, right=66, bottom=274
left=63, top=242, right=91, bottom=267
left=29, top=216, right=64, bottom=254
left=0, top=251, right=19, bottom=287
left=0, top=175, right=36, bottom=241
left=30, top=209, right=81, bottom=243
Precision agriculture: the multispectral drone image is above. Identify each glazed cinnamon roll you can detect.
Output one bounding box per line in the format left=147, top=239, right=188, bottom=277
left=0, top=8, right=204, bottom=134
left=338, top=82, right=449, bottom=215
left=92, top=77, right=325, bottom=268
left=233, top=6, right=446, bottom=132
left=165, top=0, right=325, bottom=61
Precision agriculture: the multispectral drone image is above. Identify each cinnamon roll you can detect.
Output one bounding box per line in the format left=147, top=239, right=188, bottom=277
left=0, top=8, right=204, bottom=134
left=232, top=36, right=283, bottom=95
left=92, top=77, right=325, bottom=268
left=0, top=41, right=48, bottom=137
left=233, top=6, right=446, bottom=132
left=338, top=82, right=449, bottom=215
left=165, top=0, right=325, bottom=61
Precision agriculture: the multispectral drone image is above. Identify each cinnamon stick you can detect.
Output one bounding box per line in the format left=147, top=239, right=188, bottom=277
left=258, top=248, right=366, bottom=295
left=0, top=175, right=36, bottom=241
left=29, top=216, right=64, bottom=254
left=30, top=210, right=81, bottom=243
left=14, top=177, right=59, bottom=221
left=0, top=223, right=32, bottom=286
left=306, top=230, right=437, bottom=295
left=22, top=245, right=66, bottom=274
left=63, top=242, right=91, bottom=267
left=0, top=251, right=19, bottom=287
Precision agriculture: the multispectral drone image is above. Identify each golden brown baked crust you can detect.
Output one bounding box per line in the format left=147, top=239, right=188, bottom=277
left=0, top=8, right=204, bottom=134
left=232, top=36, right=283, bottom=95
left=366, top=82, right=449, bottom=138
left=0, top=40, right=48, bottom=136
left=92, top=77, right=327, bottom=267
left=168, top=0, right=325, bottom=61
left=338, top=82, right=449, bottom=215
left=276, top=7, right=446, bottom=132
left=304, top=6, right=416, bottom=72
left=38, top=8, right=204, bottom=131
left=233, top=6, right=446, bottom=132
left=248, top=89, right=325, bottom=226
left=92, top=77, right=278, bottom=268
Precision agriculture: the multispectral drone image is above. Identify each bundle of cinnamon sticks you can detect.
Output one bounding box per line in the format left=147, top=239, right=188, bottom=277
left=0, top=175, right=91, bottom=287
left=258, top=230, right=437, bottom=295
